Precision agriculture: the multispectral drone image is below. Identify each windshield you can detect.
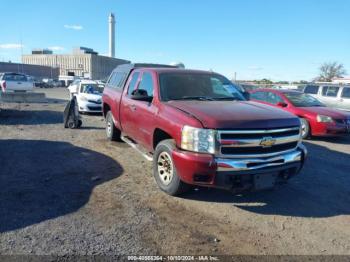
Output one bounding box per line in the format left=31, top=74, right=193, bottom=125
left=159, top=73, right=245, bottom=101
left=80, top=84, right=103, bottom=94
left=284, top=92, right=324, bottom=107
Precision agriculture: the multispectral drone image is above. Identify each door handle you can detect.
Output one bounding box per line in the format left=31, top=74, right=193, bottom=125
left=130, top=104, right=137, bottom=111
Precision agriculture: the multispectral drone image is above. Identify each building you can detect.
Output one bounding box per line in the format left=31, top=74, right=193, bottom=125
left=22, top=47, right=130, bottom=80
left=332, top=77, right=350, bottom=85
left=31, top=49, right=53, bottom=55
left=0, top=62, right=59, bottom=79
left=21, top=13, right=130, bottom=80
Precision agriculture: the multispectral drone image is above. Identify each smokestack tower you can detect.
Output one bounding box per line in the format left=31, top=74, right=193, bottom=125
left=109, top=13, right=116, bottom=58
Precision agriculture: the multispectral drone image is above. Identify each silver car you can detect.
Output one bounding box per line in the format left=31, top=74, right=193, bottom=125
left=302, top=84, right=350, bottom=112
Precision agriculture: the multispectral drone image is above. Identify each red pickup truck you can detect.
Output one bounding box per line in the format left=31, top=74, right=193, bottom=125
left=102, top=64, right=307, bottom=195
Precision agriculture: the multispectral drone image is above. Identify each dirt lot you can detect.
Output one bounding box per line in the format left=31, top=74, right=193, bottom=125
left=1, top=88, right=350, bottom=256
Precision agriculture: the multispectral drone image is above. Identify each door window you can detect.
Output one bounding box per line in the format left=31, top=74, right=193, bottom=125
left=250, top=91, right=267, bottom=102
left=341, top=87, right=350, bottom=98
left=322, top=86, right=340, bottom=97
left=138, top=72, right=154, bottom=96
left=127, top=72, right=140, bottom=95
left=266, top=92, right=284, bottom=104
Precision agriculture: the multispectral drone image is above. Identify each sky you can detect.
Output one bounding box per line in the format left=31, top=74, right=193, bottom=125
left=0, top=0, right=349, bottom=81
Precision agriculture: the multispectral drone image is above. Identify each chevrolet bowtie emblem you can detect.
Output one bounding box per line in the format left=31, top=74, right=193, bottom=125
left=260, top=136, right=276, bottom=147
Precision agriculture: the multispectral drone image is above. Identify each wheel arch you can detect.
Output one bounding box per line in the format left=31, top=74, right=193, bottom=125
left=298, top=115, right=313, bottom=136
left=153, top=128, right=174, bottom=150
left=103, top=103, right=111, bottom=118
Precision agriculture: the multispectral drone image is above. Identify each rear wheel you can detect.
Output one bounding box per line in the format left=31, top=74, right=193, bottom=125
left=300, top=118, right=310, bottom=139
left=153, top=139, right=190, bottom=196
left=106, top=111, right=121, bottom=141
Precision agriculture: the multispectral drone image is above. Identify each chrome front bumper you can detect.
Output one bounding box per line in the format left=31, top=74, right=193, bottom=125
left=216, top=145, right=307, bottom=172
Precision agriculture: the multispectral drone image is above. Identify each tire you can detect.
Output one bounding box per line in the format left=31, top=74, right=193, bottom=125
left=153, top=139, right=190, bottom=196
left=300, top=118, right=310, bottom=139
left=106, top=111, right=121, bottom=141
left=68, top=120, right=76, bottom=129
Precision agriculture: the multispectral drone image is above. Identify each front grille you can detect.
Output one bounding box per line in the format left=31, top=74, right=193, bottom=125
left=87, top=106, right=102, bottom=111
left=334, top=119, right=349, bottom=125
left=220, top=129, right=300, bottom=139
left=218, top=127, right=300, bottom=157
left=221, top=142, right=298, bottom=155
left=88, top=100, right=102, bottom=104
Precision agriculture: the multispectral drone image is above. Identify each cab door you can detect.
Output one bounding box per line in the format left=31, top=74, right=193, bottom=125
left=338, top=86, right=350, bottom=111
left=127, top=71, right=157, bottom=151
left=119, top=71, right=141, bottom=139
left=319, top=86, right=340, bottom=108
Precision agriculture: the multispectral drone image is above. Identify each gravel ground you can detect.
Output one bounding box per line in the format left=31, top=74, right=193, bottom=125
left=0, top=88, right=350, bottom=256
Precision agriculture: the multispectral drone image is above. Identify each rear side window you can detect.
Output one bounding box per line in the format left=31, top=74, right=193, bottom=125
left=322, top=86, right=340, bottom=97
left=251, top=91, right=267, bottom=101
left=108, top=72, right=127, bottom=89
left=138, top=72, right=154, bottom=96
left=304, top=85, right=319, bottom=94
left=107, top=73, right=116, bottom=85
left=127, top=72, right=140, bottom=95
left=341, top=87, right=350, bottom=98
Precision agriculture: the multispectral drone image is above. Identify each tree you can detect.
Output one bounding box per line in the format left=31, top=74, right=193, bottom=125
left=318, top=62, right=346, bottom=82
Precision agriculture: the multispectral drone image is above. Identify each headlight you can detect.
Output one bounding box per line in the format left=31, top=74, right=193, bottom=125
left=80, top=96, right=88, bottom=102
left=181, top=125, right=216, bottom=154
left=317, top=115, right=333, bottom=123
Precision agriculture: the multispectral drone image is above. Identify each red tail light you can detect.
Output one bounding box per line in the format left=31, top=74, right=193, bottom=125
left=1, top=81, right=6, bottom=91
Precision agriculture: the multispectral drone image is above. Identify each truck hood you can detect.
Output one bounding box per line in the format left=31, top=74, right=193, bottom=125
left=167, top=100, right=300, bottom=129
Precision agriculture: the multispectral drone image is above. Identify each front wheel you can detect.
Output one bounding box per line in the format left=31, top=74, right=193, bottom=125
left=106, top=111, right=122, bottom=141
left=300, top=118, right=310, bottom=139
left=153, top=139, right=190, bottom=196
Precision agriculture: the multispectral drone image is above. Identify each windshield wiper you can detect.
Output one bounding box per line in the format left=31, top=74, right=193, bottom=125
left=172, top=96, right=215, bottom=101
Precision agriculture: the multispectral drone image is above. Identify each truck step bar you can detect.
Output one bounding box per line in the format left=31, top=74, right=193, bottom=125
left=121, top=135, right=153, bottom=162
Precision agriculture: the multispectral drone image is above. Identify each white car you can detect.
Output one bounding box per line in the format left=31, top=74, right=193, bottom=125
left=68, top=80, right=103, bottom=113
left=0, top=72, right=34, bottom=93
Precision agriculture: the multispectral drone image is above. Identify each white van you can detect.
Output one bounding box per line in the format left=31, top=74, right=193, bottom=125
left=302, top=84, right=350, bottom=112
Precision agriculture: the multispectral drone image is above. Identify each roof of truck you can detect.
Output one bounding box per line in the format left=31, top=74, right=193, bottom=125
left=150, top=68, right=216, bottom=74
left=114, top=63, right=177, bottom=71
left=112, top=63, right=216, bottom=75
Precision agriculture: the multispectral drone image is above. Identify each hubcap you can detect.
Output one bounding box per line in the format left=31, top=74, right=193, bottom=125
left=157, top=152, right=174, bottom=186
left=107, top=120, right=112, bottom=136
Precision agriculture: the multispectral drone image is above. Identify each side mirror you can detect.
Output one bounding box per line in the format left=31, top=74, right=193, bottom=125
left=131, top=89, right=153, bottom=102
left=242, top=91, right=250, bottom=100
left=277, top=102, right=288, bottom=107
